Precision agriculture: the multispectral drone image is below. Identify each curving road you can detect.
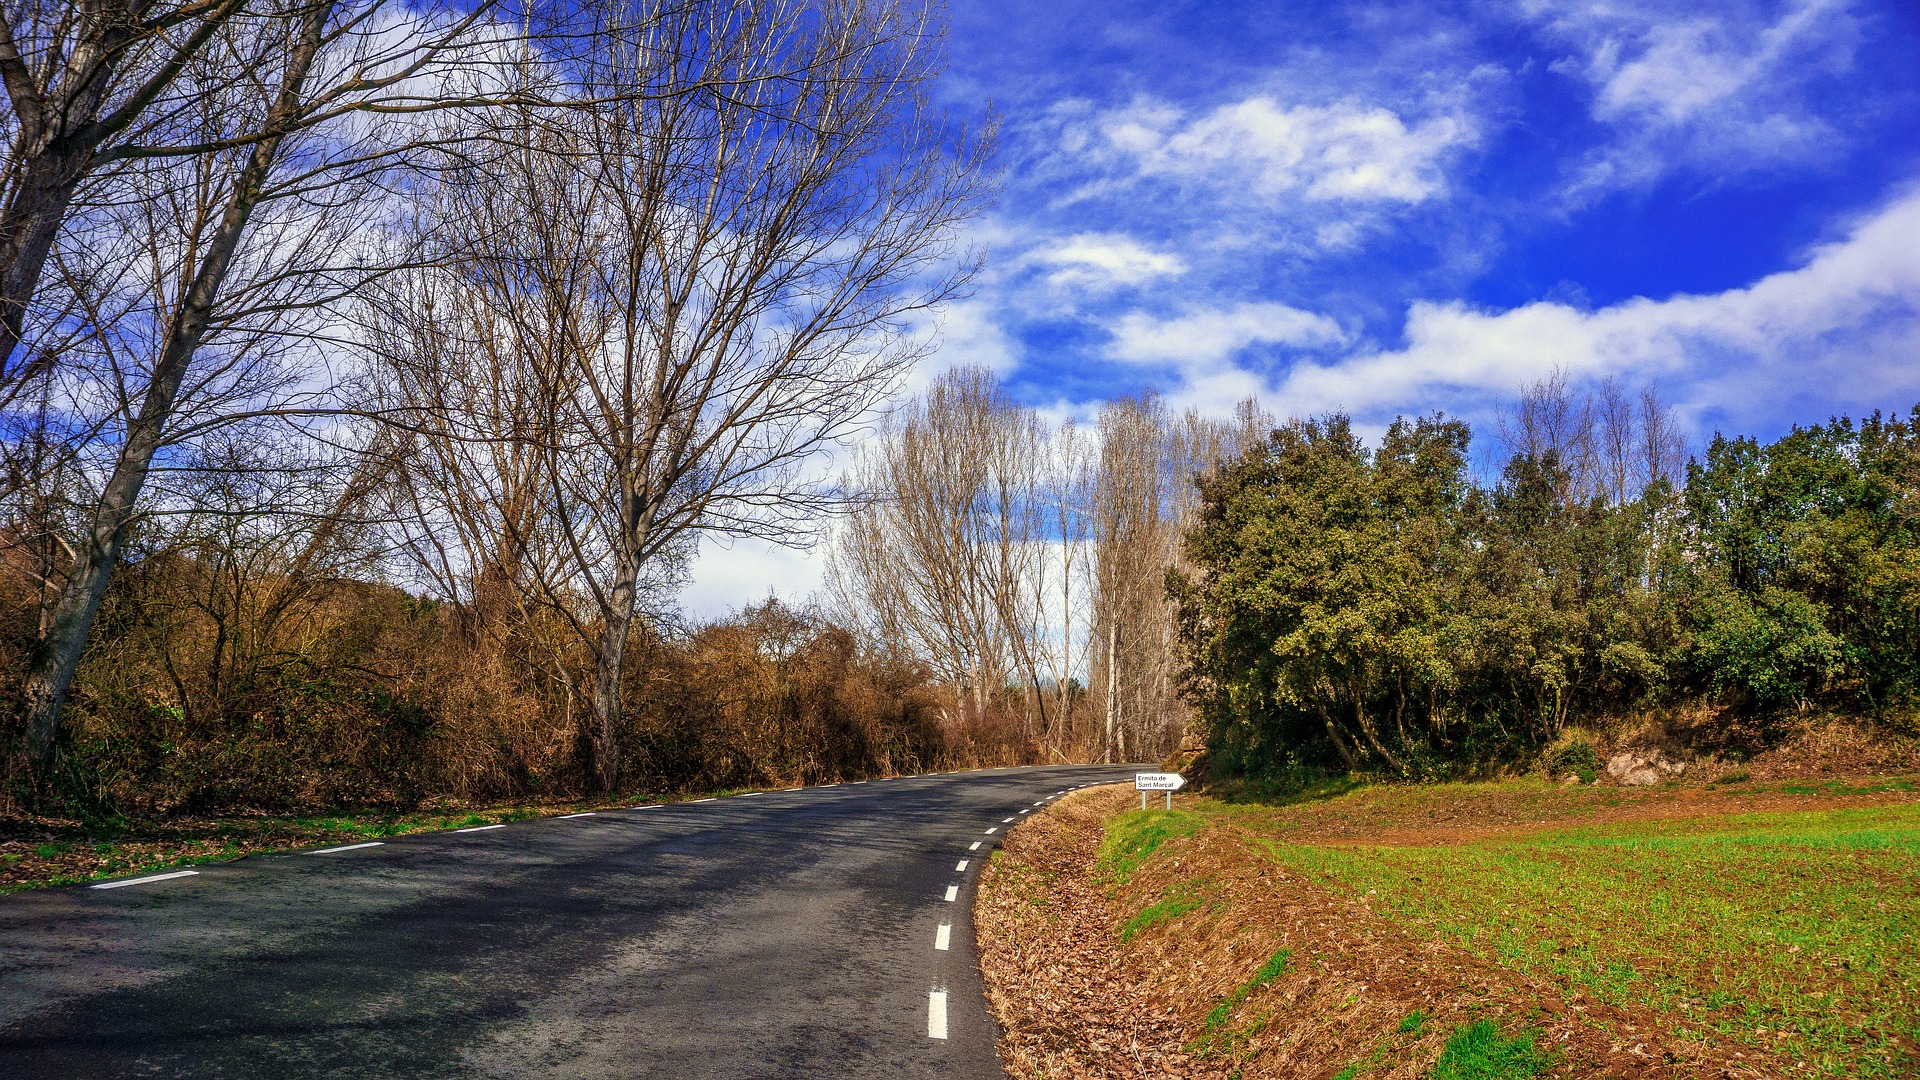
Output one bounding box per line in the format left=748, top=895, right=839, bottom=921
left=0, top=765, right=1139, bottom=1078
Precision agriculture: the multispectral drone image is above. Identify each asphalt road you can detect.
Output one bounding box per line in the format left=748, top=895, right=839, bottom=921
left=0, top=764, right=1141, bottom=1078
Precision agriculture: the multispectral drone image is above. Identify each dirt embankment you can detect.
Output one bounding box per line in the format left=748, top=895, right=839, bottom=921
left=974, top=785, right=1820, bottom=1080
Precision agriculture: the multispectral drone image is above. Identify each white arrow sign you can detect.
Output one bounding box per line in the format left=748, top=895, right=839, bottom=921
left=1135, top=772, right=1186, bottom=791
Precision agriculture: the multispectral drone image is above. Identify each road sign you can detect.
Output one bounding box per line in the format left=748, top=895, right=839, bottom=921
left=1135, top=772, right=1186, bottom=810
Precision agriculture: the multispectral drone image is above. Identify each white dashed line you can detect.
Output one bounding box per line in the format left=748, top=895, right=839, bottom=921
left=955, top=859, right=969, bottom=871
left=1019, top=809, right=1032, bottom=814
left=928, top=991, right=948, bottom=1039
left=944, top=885, right=959, bottom=902
left=1001, top=817, right=1015, bottom=823
left=692, top=798, right=717, bottom=803
left=91, top=869, right=199, bottom=889
left=1034, top=800, right=1047, bottom=805
left=456, top=824, right=505, bottom=833
left=307, top=842, right=384, bottom=855
left=969, top=841, right=982, bottom=851
left=737, top=792, right=759, bottom=797
left=633, top=804, right=662, bottom=810
left=984, top=828, right=996, bottom=835
left=559, top=812, right=596, bottom=819
left=935, top=923, right=951, bottom=951
left=852, top=781, right=867, bottom=785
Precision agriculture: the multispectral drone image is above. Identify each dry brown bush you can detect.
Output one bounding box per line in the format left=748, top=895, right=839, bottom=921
left=0, top=535, right=1038, bottom=815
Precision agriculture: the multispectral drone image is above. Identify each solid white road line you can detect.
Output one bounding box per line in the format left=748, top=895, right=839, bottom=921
left=928, top=991, right=948, bottom=1040
left=559, top=812, right=596, bottom=819
left=91, top=869, right=199, bottom=890
left=944, top=885, right=959, bottom=902
left=969, top=841, right=982, bottom=851
left=456, top=824, right=506, bottom=833
left=307, top=841, right=384, bottom=855
left=955, top=859, right=968, bottom=871
left=935, top=923, right=951, bottom=951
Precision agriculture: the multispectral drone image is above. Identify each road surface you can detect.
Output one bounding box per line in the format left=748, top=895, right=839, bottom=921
left=0, top=765, right=1140, bottom=1078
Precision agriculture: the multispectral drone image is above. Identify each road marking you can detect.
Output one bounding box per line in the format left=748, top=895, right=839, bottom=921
left=928, top=991, right=948, bottom=1039
left=633, top=804, right=661, bottom=810
left=1019, top=809, right=1032, bottom=814
left=969, top=841, right=982, bottom=851
left=935, top=923, right=951, bottom=951
left=92, top=869, right=199, bottom=890
left=1034, top=800, right=1047, bottom=805
left=737, top=792, right=759, bottom=797
left=984, top=828, right=996, bottom=834
left=955, top=859, right=969, bottom=871
left=456, top=824, right=505, bottom=833
left=559, top=812, right=596, bottom=819
left=944, top=884, right=959, bottom=902
left=307, top=842, right=384, bottom=855
left=1001, top=817, right=1015, bottom=823
left=852, top=781, right=867, bottom=785
left=692, top=798, right=717, bottom=803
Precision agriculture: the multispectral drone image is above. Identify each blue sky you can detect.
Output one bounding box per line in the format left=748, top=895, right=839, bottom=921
left=681, top=0, right=1920, bottom=615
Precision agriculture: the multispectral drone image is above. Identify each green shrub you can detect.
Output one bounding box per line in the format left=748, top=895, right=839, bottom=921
left=1549, top=741, right=1601, bottom=784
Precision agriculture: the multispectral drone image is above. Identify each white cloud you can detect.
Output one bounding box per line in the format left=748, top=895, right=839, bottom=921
left=1527, top=0, right=1864, bottom=191
left=1036, top=232, right=1186, bottom=288
left=1110, top=302, right=1347, bottom=366
left=679, top=535, right=827, bottom=620
left=1101, top=96, right=1470, bottom=205
left=1269, top=185, right=1920, bottom=428
left=906, top=298, right=1021, bottom=384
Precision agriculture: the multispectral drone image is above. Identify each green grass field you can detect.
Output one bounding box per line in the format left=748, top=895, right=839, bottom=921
left=1239, top=793, right=1920, bottom=1078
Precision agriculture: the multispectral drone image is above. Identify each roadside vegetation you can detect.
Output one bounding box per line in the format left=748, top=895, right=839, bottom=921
left=1175, top=378, right=1920, bottom=785
left=976, top=751, right=1920, bottom=1080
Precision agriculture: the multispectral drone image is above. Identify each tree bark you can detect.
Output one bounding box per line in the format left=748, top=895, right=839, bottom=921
left=1103, top=621, right=1119, bottom=764
left=0, top=150, right=89, bottom=377
left=586, top=567, right=638, bottom=793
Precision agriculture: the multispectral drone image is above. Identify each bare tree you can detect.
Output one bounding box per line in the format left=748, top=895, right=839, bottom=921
left=382, top=0, right=989, bottom=792
left=829, top=369, right=1043, bottom=745
left=1498, top=367, right=1595, bottom=502
left=10, top=0, right=512, bottom=772
left=1036, top=417, right=1091, bottom=758
left=1595, top=376, right=1635, bottom=507
left=0, top=0, right=527, bottom=412
left=1639, top=384, right=1689, bottom=491
left=1087, top=395, right=1241, bottom=763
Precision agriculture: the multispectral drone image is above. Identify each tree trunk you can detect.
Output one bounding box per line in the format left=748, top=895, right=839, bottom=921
left=1103, top=621, right=1119, bottom=763
left=12, top=7, right=327, bottom=773
left=0, top=151, right=89, bottom=379
left=1313, top=699, right=1358, bottom=773
left=586, top=551, right=642, bottom=793
left=1352, top=689, right=1406, bottom=773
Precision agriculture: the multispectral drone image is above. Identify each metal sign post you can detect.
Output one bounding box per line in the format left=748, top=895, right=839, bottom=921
left=1134, top=772, right=1186, bottom=810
